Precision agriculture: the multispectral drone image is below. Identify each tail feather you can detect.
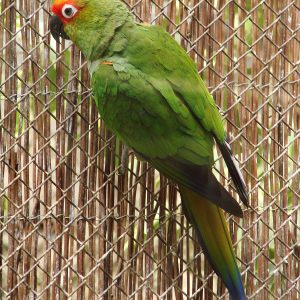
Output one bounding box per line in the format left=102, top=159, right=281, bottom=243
left=148, top=156, right=244, bottom=217
left=217, top=139, right=249, bottom=206
left=180, top=185, right=246, bottom=300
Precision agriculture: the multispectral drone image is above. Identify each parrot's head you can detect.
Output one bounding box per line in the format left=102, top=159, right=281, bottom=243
left=50, top=0, right=131, bottom=59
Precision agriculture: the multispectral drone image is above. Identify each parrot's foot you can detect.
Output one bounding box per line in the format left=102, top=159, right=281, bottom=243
left=134, top=152, right=146, bottom=162
left=119, top=145, right=129, bottom=175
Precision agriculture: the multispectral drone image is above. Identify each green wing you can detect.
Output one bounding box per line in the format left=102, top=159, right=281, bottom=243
left=92, top=61, right=213, bottom=164
left=91, top=62, right=242, bottom=216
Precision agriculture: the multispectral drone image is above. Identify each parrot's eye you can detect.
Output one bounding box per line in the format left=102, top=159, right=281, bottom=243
left=61, top=4, right=78, bottom=19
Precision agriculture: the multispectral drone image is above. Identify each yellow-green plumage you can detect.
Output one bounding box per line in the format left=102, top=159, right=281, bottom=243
left=51, top=0, right=249, bottom=298
left=180, top=186, right=245, bottom=299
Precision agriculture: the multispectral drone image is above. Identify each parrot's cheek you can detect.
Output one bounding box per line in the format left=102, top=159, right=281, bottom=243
left=50, top=15, right=70, bottom=43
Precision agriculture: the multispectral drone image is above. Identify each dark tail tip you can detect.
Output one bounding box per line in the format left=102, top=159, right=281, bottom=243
left=217, top=139, right=249, bottom=207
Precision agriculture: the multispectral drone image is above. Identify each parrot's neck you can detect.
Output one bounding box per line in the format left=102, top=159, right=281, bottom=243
left=77, top=6, right=134, bottom=61
left=86, top=20, right=135, bottom=76
left=91, top=18, right=134, bottom=61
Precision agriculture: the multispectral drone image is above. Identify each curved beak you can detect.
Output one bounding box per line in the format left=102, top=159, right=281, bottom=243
left=50, top=15, right=70, bottom=43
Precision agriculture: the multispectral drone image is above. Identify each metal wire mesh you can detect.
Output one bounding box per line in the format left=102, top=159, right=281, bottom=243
left=0, top=0, right=299, bottom=299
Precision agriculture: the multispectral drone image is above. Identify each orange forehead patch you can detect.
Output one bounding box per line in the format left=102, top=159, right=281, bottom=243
left=52, top=0, right=69, bottom=13
left=52, top=0, right=69, bottom=9
left=52, top=0, right=79, bottom=12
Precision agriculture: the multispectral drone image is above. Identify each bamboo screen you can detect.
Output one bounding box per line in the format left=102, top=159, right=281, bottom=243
left=0, top=0, right=299, bottom=299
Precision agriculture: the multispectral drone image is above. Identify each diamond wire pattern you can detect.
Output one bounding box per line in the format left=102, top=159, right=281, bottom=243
left=0, top=0, right=299, bottom=299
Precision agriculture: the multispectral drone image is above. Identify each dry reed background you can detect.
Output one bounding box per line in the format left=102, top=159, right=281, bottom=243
left=0, top=0, right=299, bottom=299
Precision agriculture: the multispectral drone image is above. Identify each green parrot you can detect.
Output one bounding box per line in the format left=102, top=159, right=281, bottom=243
left=50, top=0, right=248, bottom=298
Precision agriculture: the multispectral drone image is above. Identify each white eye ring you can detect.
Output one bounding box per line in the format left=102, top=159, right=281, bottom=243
left=62, top=4, right=78, bottom=19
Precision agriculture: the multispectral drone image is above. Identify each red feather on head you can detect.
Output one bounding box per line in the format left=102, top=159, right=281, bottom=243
left=51, top=0, right=80, bottom=24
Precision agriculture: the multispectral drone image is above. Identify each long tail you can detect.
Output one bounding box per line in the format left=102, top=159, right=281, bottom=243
left=180, top=185, right=246, bottom=300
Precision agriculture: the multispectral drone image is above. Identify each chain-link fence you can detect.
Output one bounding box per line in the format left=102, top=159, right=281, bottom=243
left=0, top=0, right=299, bottom=299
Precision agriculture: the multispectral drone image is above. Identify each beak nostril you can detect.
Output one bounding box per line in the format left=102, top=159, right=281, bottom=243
left=50, top=15, right=70, bottom=43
